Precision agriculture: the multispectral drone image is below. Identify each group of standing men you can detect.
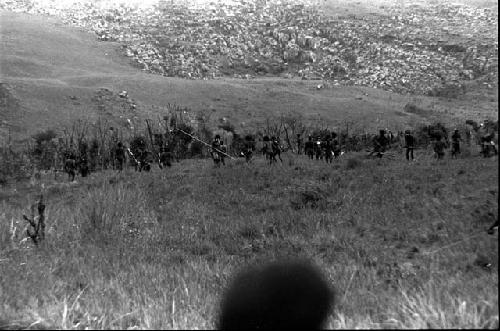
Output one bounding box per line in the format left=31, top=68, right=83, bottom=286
left=61, top=137, right=174, bottom=181
left=303, top=135, right=342, bottom=162
left=62, top=121, right=497, bottom=177
left=404, top=126, right=496, bottom=161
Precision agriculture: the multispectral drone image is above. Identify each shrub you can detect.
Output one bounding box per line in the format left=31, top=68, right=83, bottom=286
left=189, top=140, right=205, bottom=157
left=0, top=148, right=31, bottom=184
left=427, top=83, right=465, bottom=99
left=31, top=129, right=58, bottom=170
left=404, top=103, right=431, bottom=116
left=290, top=188, right=328, bottom=210
left=345, top=157, right=362, bottom=170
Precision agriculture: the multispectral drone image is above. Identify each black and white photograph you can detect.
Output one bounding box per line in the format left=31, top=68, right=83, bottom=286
left=0, top=0, right=498, bottom=329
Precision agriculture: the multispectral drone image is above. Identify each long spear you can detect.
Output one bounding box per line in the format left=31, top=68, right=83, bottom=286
left=175, top=128, right=235, bottom=160
left=126, top=147, right=140, bottom=165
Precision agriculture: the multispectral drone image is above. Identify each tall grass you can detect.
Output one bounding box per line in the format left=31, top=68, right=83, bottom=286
left=0, top=150, right=498, bottom=329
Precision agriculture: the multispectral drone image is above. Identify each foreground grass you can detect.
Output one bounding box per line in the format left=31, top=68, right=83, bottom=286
left=0, top=149, right=498, bottom=329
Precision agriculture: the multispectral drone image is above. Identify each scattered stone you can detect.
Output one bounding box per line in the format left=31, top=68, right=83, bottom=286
left=2, top=1, right=496, bottom=95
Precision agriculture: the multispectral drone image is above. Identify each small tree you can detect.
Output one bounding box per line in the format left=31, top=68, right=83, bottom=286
left=31, top=129, right=58, bottom=170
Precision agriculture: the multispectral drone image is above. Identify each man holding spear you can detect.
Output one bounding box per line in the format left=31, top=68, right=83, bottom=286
left=174, top=127, right=234, bottom=167
left=211, top=134, right=225, bottom=167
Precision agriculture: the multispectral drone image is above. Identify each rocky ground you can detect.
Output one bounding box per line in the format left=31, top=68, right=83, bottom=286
left=1, top=0, right=497, bottom=96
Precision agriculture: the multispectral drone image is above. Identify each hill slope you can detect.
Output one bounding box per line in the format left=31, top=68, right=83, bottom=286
left=0, top=10, right=497, bottom=143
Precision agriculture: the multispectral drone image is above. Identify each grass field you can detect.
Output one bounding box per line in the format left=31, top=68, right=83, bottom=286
left=0, top=1, right=498, bottom=329
left=0, top=148, right=498, bottom=329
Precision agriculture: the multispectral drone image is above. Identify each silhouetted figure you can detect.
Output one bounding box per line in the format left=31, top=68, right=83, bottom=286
left=323, top=138, right=334, bottom=163
left=451, top=129, right=461, bottom=158
left=268, top=136, right=282, bottom=165
left=433, top=135, right=447, bottom=160
left=388, top=130, right=394, bottom=144
left=404, top=130, right=415, bottom=161
left=314, top=137, right=323, bottom=160
left=262, top=136, right=270, bottom=159
left=332, top=138, right=341, bottom=158
left=159, top=147, right=172, bottom=168
left=296, top=133, right=303, bottom=155
left=212, top=135, right=224, bottom=167
left=478, top=123, right=497, bottom=157
left=371, top=130, right=389, bottom=158
left=64, top=150, right=77, bottom=182
left=243, top=135, right=255, bottom=163
left=305, top=136, right=315, bottom=160
left=115, top=141, right=126, bottom=171
left=219, top=140, right=227, bottom=166
left=137, top=149, right=151, bottom=172
left=218, top=260, right=334, bottom=330
left=77, top=141, right=89, bottom=177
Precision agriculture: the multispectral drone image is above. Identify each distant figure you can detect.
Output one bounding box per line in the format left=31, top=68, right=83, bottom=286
left=243, top=135, right=255, bottom=163
left=451, top=129, right=462, bottom=158
left=296, top=133, right=303, bottom=155
left=323, top=137, right=334, bottom=163
left=212, top=135, right=225, bottom=167
left=371, top=130, right=389, bottom=158
left=332, top=138, right=341, bottom=158
left=78, top=153, right=89, bottom=177
left=137, top=149, right=151, bottom=172
left=115, top=142, right=126, bottom=171
left=465, top=129, right=472, bottom=146
left=388, top=130, right=394, bottom=144
left=262, top=136, right=270, bottom=159
left=218, top=260, right=334, bottom=330
left=89, top=139, right=99, bottom=172
left=159, top=147, right=172, bottom=169
left=219, top=140, right=227, bottom=166
left=433, top=135, right=447, bottom=160
left=305, top=136, right=315, bottom=160
left=78, top=141, right=90, bottom=177
left=479, top=124, right=497, bottom=157
left=314, top=137, right=323, bottom=160
left=268, top=136, right=283, bottom=165
left=64, top=155, right=77, bottom=182
left=404, top=130, right=415, bottom=161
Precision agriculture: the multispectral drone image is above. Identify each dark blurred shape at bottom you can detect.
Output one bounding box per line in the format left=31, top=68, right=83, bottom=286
left=218, top=259, right=335, bottom=330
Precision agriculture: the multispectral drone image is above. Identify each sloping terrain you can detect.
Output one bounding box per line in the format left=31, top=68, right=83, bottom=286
left=0, top=3, right=497, bottom=329
left=1, top=10, right=496, bottom=144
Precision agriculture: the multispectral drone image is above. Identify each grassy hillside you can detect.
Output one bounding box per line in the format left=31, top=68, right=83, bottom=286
left=0, top=2, right=498, bottom=329
left=0, top=149, right=498, bottom=329
left=1, top=10, right=497, bottom=144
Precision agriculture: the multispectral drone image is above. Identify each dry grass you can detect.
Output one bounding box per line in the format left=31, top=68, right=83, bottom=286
left=0, top=148, right=497, bottom=329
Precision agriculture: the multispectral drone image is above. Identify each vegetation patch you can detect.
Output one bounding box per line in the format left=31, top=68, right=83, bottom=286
left=290, top=187, right=329, bottom=210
